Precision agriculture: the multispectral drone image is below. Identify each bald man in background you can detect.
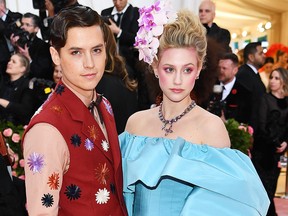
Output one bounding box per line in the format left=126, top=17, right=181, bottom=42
left=199, top=0, right=231, bottom=52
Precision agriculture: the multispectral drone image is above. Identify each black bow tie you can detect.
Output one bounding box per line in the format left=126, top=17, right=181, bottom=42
left=88, top=94, right=103, bottom=124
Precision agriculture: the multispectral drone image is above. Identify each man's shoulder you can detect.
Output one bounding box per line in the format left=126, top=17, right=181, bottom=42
left=101, top=7, right=113, bottom=15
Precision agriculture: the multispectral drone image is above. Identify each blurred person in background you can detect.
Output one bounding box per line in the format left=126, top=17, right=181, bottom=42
left=252, top=67, right=288, bottom=216
left=97, top=21, right=137, bottom=134
left=0, top=0, right=22, bottom=76
left=0, top=53, right=37, bottom=125
left=198, top=0, right=231, bottom=53
left=236, top=42, right=266, bottom=130
left=273, top=49, right=288, bottom=70
left=10, top=12, right=53, bottom=81
left=260, top=57, right=274, bottom=91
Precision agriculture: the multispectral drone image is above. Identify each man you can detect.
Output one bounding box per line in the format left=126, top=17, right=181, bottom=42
left=0, top=0, right=22, bottom=75
left=11, top=13, right=53, bottom=80
left=23, top=6, right=127, bottom=215
left=236, top=42, right=266, bottom=130
left=101, top=0, right=139, bottom=79
left=209, top=53, right=250, bottom=122
left=198, top=0, right=231, bottom=52
left=39, top=0, right=80, bottom=41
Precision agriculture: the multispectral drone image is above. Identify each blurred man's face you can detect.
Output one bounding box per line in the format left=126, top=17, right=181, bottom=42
left=21, top=17, right=39, bottom=34
left=218, top=59, right=238, bottom=85
left=113, top=0, right=128, bottom=12
left=198, top=1, right=215, bottom=26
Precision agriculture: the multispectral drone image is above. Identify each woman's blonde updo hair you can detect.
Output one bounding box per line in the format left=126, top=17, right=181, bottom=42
left=157, top=10, right=207, bottom=68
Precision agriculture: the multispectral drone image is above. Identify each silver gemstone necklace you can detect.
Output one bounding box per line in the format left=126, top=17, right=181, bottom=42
left=158, top=100, right=196, bottom=136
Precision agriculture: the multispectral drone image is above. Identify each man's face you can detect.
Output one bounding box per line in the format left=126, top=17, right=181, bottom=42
left=198, top=1, right=215, bottom=26
left=50, top=25, right=107, bottom=98
left=21, top=17, right=38, bottom=34
left=113, top=0, right=128, bottom=12
left=251, top=46, right=265, bottom=69
left=218, top=59, right=238, bottom=85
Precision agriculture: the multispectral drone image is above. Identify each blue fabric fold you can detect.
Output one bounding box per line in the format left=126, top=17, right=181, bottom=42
left=119, top=132, right=269, bottom=216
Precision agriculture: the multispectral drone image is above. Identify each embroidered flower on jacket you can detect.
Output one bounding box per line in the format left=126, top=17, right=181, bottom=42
left=55, top=84, right=65, bottom=95
left=84, top=138, right=94, bottom=151
left=103, top=99, right=113, bottom=116
left=64, top=184, right=82, bottom=201
left=27, top=152, right=44, bottom=174
left=70, top=134, right=81, bottom=147
left=101, top=140, right=109, bottom=152
left=95, top=163, right=110, bottom=185
left=41, top=193, right=54, bottom=207
left=50, top=105, right=63, bottom=114
left=95, top=188, right=110, bottom=204
left=88, top=125, right=99, bottom=142
left=47, top=172, right=60, bottom=190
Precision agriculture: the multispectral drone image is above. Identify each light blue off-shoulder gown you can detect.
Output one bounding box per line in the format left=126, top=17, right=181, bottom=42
left=119, top=132, right=269, bottom=216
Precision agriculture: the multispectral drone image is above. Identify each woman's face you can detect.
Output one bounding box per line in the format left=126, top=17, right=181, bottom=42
left=53, top=65, right=62, bottom=83
left=269, top=70, right=283, bottom=93
left=155, top=47, right=201, bottom=103
left=6, top=55, right=26, bottom=76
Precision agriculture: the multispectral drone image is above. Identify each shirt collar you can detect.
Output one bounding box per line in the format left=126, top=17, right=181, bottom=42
left=1, top=9, right=9, bottom=21
left=111, top=3, right=130, bottom=15
left=247, top=63, right=259, bottom=74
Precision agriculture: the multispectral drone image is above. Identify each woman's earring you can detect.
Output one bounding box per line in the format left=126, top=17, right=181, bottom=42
left=155, top=74, right=159, bottom=78
left=195, top=76, right=199, bottom=80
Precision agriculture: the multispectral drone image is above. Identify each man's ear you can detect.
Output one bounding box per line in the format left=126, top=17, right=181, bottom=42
left=50, top=47, right=60, bottom=65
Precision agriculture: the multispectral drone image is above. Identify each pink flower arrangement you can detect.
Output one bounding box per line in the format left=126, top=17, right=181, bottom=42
left=3, top=128, right=13, bottom=137
left=1, top=121, right=26, bottom=177
left=134, top=0, right=177, bottom=65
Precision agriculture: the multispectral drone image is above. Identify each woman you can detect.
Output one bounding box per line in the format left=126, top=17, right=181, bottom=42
left=97, top=23, right=138, bottom=134
left=252, top=67, right=288, bottom=216
left=0, top=53, right=36, bottom=125
left=260, top=56, right=274, bottom=91
left=119, top=2, right=269, bottom=216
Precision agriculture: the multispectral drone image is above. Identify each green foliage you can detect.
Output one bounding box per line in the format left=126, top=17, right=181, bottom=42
left=224, top=119, right=253, bottom=155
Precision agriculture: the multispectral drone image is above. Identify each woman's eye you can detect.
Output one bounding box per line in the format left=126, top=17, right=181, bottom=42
left=184, top=68, right=193, bottom=73
left=164, top=67, right=174, bottom=73
left=93, top=48, right=102, bottom=54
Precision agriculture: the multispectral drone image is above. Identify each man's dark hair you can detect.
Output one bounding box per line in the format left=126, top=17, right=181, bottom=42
left=219, top=53, right=239, bottom=66
left=243, top=42, right=261, bottom=63
left=264, top=56, right=274, bottom=64
left=23, top=13, right=41, bottom=28
left=50, top=5, right=109, bottom=51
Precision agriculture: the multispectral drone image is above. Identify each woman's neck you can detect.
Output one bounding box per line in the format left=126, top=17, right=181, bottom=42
left=271, top=90, right=284, bottom=99
left=10, top=74, right=23, bottom=81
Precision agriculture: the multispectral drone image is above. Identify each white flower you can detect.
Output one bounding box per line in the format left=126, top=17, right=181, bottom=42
left=95, top=188, right=110, bottom=204
left=101, top=140, right=109, bottom=152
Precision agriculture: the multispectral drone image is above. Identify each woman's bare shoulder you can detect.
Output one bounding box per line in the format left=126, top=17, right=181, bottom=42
left=125, top=108, right=157, bottom=133
left=194, top=107, right=230, bottom=148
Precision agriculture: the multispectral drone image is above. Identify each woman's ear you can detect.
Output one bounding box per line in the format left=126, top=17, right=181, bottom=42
left=151, top=61, right=159, bottom=78
left=50, top=47, right=60, bottom=66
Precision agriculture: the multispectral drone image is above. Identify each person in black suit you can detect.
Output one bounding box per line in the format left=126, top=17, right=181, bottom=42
left=0, top=132, right=27, bottom=216
left=0, top=0, right=22, bottom=76
left=10, top=12, right=53, bottom=81
left=236, top=42, right=266, bottom=130
left=101, top=0, right=139, bottom=79
left=198, top=0, right=231, bottom=53
left=0, top=53, right=37, bottom=125
left=207, top=53, right=250, bottom=122
left=97, top=23, right=138, bottom=134
left=252, top=67, right=288, bottom=216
